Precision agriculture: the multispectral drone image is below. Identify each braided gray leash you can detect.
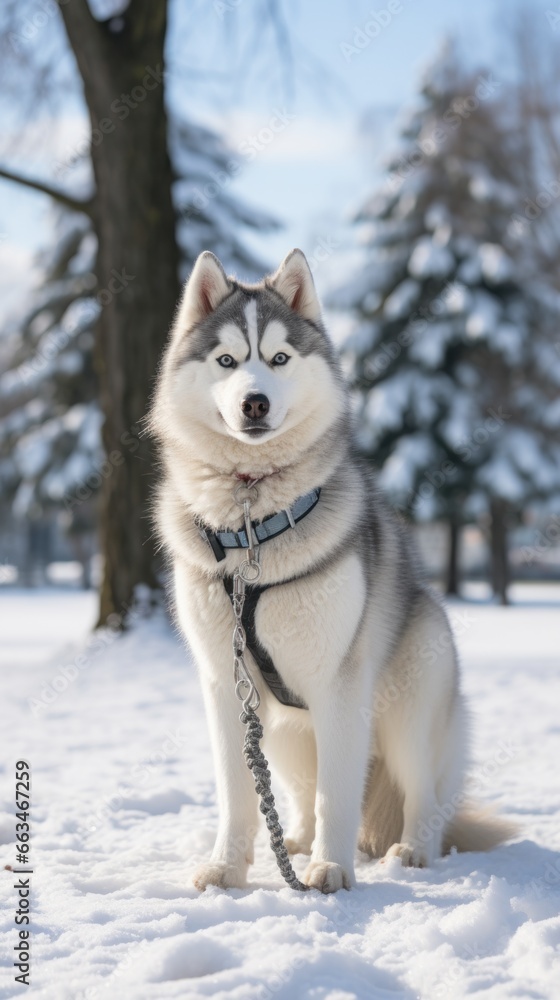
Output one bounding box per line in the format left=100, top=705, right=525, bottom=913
left=240, top=706, right=308, bottom=891
left=231, top=483, right=309, bottom=892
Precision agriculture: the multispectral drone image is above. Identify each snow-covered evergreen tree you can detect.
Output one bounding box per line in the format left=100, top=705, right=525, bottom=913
left=0, top=115, right=277, bottom=582
left=0, top=213, right=100, bottom=582
left=337, top=46, right=560, bottom=600
left=171, top=116, right=277, bottom=282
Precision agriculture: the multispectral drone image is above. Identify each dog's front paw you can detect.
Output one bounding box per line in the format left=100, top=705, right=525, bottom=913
left=193, top=860, right=247, bottom=891
left=383, top=842, right=430, bottom=868
left=303, top=861, right=352, bottom=893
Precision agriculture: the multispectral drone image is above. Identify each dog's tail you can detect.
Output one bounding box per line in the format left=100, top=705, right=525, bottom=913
left=443, top=805, right=518, bottom=854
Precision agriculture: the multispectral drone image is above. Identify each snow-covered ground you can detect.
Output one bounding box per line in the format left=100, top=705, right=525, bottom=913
left=1, top=583, right=559, bottom=1000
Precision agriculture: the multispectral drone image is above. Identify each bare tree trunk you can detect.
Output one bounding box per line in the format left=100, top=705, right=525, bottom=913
left=59, top=1, right=180, bottom=625
left=445, top=517, right=460, bottom=596
left=490, top=497, right=510, bottom=606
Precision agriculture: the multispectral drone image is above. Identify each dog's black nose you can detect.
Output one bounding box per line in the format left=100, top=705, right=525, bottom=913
left=241, top=393, right=270, bottom=420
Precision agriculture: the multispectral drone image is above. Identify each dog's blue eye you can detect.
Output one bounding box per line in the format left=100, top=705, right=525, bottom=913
left=217, top=354, right=236, bottom=368
left=272, top=352, right=289, bottom=366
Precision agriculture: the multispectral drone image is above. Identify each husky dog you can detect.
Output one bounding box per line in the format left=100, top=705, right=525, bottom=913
left=150, top=249, right=514, bottom=893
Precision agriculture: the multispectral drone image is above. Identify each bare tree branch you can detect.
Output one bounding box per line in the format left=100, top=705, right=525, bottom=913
left=0, top=0, right=76, bottom=127
left=264, top=0, right=294, bottom=103
left=0, top=166, right=94, bottom=216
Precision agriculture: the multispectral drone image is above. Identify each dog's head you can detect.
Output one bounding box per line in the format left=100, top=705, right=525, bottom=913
left=154, top=249, right=344, bottom=456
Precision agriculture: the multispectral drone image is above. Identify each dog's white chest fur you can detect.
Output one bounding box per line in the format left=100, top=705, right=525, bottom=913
left=255, top=551, right=366, bottom=697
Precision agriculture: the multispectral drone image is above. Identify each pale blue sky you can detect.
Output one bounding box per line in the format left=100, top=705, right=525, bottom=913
left=169, top=0, right=505, bottom=272
left=0, top=0, right=551, bottom=319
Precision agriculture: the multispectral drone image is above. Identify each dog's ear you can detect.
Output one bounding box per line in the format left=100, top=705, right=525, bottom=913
left=269, top=248, right=322, bottom=324
left=175, top=251, right=231, bottom=333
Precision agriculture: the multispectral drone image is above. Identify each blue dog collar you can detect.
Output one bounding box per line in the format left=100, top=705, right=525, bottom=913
left=198, top=487, right=321, bottom=562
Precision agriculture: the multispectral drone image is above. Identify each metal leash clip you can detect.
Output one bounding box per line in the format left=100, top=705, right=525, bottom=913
left=231, top=568, right=260, bottom=711
left=234, top=483, right=262, bottom=584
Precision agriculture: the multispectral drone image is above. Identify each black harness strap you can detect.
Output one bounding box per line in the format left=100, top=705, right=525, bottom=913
left=223, top=577, right=308, bottom=710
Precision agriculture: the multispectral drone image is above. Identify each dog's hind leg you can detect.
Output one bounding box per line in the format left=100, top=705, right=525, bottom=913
left=378, top=597, right=465, bottom=868
left=263, top=718, right=316, bottom=855
left=359, top=756, right=404, bottom=858
left=383, top=748, right=442, bottom=868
